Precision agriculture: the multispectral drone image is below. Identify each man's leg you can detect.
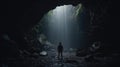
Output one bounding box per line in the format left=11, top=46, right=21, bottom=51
left=58, top=52, right=60, bottom=59
left=61, top=52, right=63, bottom=58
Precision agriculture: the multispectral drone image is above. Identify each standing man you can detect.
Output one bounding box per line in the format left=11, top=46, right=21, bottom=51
left=57, top=42, right=63, bottom=59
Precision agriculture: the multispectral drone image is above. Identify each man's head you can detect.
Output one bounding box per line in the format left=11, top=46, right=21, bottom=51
left=59, top=42, right=62, bottom=45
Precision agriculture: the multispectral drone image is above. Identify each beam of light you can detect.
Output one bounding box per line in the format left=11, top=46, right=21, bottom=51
left=39, top=4, right=87, bottom=50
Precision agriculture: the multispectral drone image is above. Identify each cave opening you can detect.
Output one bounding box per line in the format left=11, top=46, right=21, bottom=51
left=29, top=4, right=91, bottom=51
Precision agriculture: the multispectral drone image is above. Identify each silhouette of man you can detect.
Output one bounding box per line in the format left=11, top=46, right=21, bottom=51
left=57, top=42, right=63, bottom=59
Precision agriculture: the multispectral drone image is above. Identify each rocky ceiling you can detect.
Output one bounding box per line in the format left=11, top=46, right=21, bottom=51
left=4, top=0, right=114, bottom=33
left=1, top=0, right=120, bottom=49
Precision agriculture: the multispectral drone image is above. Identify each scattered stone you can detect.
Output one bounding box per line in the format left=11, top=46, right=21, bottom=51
left=40, top=51, right=48, bottom=56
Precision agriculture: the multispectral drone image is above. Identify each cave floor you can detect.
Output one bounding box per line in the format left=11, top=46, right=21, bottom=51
left=42, top=50, right=115, bottom=67
left=1, top=50, right=119, bottom=67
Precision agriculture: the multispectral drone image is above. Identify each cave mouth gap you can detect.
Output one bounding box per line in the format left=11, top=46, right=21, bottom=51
left=32, top=4, right=90, bottom=51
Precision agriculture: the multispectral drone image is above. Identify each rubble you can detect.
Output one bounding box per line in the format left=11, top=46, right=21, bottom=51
left=40, top=51, right=48, bottom=56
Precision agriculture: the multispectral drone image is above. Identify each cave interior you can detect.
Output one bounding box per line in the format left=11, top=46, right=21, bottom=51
left=0, top=0, right=120, bottom=67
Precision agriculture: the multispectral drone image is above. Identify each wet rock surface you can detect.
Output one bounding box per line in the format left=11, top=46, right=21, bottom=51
left=1, top=47, right=119, bottom=67
left=0, top=38, right=119, bottom=67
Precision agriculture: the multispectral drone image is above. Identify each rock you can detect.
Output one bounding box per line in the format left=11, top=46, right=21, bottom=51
left=65, top=59, right=79, bottom=64
left=76, top=48, right=89, bottom=57
left=40, top=51, right=48, bottom=56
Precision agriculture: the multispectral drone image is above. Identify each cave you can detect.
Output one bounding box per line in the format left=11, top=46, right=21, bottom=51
left=1, top=0, right=120, bottom=67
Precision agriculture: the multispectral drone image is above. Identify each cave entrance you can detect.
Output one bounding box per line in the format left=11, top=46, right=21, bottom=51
left=33, top=4, right=90, bottom=51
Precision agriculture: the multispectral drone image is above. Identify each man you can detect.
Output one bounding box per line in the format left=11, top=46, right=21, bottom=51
left=57, top=42, right=63, bottom=59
